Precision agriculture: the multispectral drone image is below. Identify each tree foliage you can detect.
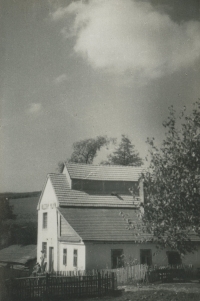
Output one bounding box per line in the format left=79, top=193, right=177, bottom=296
left=69, top=136, right=112, bottom=164
left=102, top=135, right=143, bottom=166
left=0, top=197, right=16, bottom=248
left=142, top=103, right=200, bottom=254
left=0, top=197, right=37, bottom=247
left=0, top=198, right=16, bottom=223
left=11, top=222, right=37, bottom=245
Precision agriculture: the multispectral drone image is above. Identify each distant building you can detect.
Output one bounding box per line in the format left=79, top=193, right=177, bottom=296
left=37, top=163, right=200, bottom=272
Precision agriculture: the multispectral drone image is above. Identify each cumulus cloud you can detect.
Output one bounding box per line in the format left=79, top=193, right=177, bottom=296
left=28, top=103, right=42, bottom=114
left=51, top=6, right=69, bottom=21
left=52, top=0, right=200, bottom=80
left=54, top=73, right=69, bottom=85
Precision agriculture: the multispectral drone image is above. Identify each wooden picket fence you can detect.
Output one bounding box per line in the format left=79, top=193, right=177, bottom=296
left=104, top=265, right=148, bottom=284
left=52, top=264, right=148, bottom=285
left=6, top=271, right=117, bottom=301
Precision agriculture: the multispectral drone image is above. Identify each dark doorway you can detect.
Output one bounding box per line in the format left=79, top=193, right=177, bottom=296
left=49, top=247, right=54, bottom=272
left=140, top=249, right=152, bottom=266
left=111, top=249, right=124, bottom=268
left=167, top=251, right=182, bottom=265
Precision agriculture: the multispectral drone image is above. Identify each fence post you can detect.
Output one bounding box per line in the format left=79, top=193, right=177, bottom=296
left=98, top=272, right=101, bottom=295
left=111, top=272, right=116, bottom=291
left=44, top=273, right=49, bottom=301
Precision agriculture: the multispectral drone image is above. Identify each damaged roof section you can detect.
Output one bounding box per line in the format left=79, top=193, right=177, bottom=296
left=0, top=245, right=37, bottom=266
left=49, top=173, right=140, bottom=208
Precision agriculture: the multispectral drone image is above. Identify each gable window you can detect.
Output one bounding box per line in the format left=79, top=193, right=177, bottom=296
left=111, top=249, right=124, bottom=269
left=63, top=249, right=67, bottom=266
left=42, top=242, right=47, bottom=259
left=167, top=251, right=182, bottom=265
left=140, top=249, right=152, bottom=266
left=73, top=249, right=78, bottom=267
left=43, top=212, right=47, bottom=229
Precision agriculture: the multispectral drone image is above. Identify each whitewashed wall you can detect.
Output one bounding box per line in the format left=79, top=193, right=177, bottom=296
left=59, top=242, right=86, bottom=271
left=85, top=242, right=200, bottom=270
left=37, top=178, right=59, bottom=271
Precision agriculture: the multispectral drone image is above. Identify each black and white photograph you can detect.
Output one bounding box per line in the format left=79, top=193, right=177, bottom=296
left=1, top=0, right=200, bottom=300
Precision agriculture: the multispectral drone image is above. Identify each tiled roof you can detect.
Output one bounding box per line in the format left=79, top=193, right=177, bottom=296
left=0, top=245, right=37, bottom=265
left=59, top=192, right=139, bottom=208
left=49, top=173, right=139, bottom=208
left=65, top=163, right=143, bottom=181
left=49, top=173, right=70, bottom=202
left=59, top=207, right=150, bottom=242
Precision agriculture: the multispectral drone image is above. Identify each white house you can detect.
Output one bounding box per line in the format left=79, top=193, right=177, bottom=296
left=37, top=163, right=200, bottom=272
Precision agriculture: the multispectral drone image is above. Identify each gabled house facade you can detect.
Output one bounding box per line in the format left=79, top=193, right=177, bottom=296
left=37, top=163, right=200, bottom=272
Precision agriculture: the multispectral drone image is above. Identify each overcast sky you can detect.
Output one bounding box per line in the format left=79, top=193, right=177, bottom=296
left=1, top=0, right=200, bottom=192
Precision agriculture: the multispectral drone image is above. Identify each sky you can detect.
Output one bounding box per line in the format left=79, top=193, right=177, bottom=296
left=1, top=0, right=200, bottom=192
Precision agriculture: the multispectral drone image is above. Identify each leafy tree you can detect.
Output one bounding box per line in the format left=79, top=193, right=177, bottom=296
left=142, top=103, right=200, bottom=254
left=69, top=136, right=112, bottom=164
left=0, top=197, right=16, bottom=248
left=0, top=198, right=37, bottom=247
left=102, top=135, right=143, bottom=166
left=0, top=198, right=16, bottom=222
left=11, top=222, right=37, bottom=245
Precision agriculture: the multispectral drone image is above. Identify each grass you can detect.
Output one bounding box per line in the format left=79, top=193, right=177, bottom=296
left=71, top=282, right=200, bottom=301
left=1, top=281, right=200, bottom=301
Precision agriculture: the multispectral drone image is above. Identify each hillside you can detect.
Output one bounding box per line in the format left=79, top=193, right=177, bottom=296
left=0, top=191, right=41, bottom=200
left=10, top=196, right=40, bottom=223
left=0, top=192, right=41, bottom=223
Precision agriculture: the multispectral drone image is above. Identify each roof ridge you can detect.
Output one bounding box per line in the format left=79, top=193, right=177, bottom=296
left=48, top=173, right=66, bottom=176
left=65, top=162, right=143, bottom=169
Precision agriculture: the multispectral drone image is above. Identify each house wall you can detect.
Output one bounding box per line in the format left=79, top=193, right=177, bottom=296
left=37, top=178, right=59, bottom=272
left=85, top=242, right=200, bottom=270
left=58, top=242, right=86, bottom=271
left=181, top=243, right=200, bottom=266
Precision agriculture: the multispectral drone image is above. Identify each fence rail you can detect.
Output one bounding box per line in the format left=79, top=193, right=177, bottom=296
left=51, top=264, right=148, bottom=285
left=6, top=272, right=117, bottom=301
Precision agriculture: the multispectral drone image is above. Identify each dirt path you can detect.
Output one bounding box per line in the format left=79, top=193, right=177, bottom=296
left=120, top=281, right=200, bottom=293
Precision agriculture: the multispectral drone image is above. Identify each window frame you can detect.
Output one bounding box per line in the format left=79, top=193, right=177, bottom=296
left=167, top=251, right=182, bottom=265
left=42, top=242, right=47, bottom=259
left=43, top=212, right=48, bottom=229
left=73, top=249, right=78, bottom=267
left=140, top=249, right=152, bottom=266
left=63, top=248, right=67, bottom=266
left=111, top=249, right=124, bottom=269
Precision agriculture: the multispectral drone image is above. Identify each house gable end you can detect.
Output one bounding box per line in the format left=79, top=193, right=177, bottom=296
left=37, top=177, right=59, bottom=210
left=62, top=164, right=72, bottom=188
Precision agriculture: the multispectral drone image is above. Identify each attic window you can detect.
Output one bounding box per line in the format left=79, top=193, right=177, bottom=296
left=43, top=212, right=48, bottom=229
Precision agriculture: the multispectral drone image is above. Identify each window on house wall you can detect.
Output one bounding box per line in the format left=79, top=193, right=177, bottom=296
left=140, top=249, right=152, bottom=266
left=42, top=242, right=47, bottom=259
left=63, top=249, right=67, bottom=265
left=73, top=249, right=78, bottom=267
left=43, top=212, right=48, bottom=229
left=167, top=251, right=182, bottom=265
left=111, top=249, right=124, bottom=269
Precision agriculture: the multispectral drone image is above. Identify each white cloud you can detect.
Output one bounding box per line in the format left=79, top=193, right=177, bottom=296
left=54, top=73, right=69, bottom=85
left=28, top=103, right=42, bottom=114
left=50, top=6, right=69, bottom=21
left=54, top=0, right=200, bottom=81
